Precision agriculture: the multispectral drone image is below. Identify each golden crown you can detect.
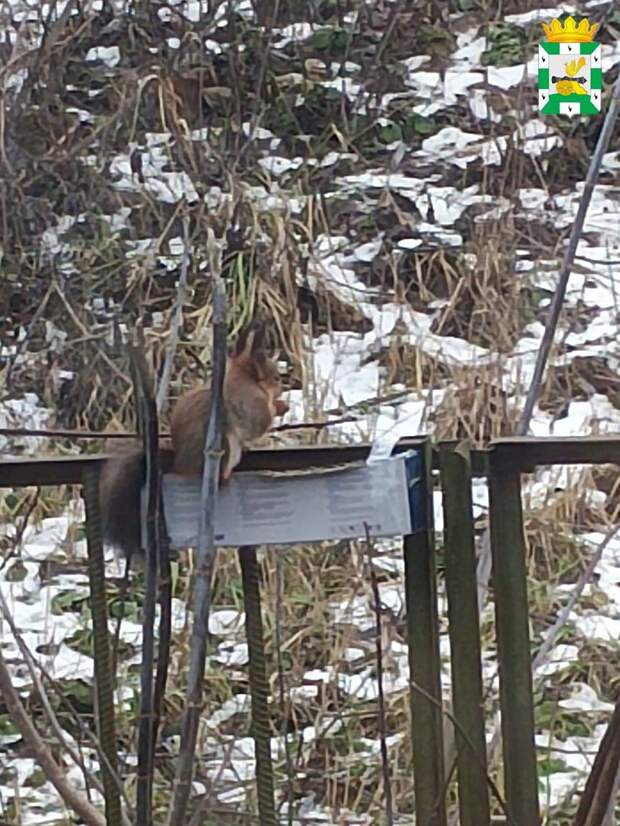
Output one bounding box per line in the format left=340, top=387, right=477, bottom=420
left=542, top=16, right=598, bottom=43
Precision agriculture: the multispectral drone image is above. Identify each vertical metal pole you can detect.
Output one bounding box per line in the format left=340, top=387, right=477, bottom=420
left=439, top=442, right=490, bottom=826
left=82, top=467, right=123, bottom=826
left=238, top=545, right=276, bottom=826
left=488, top=464, right=540, bottom=826
left=404, top=439, right=447, bottom=826
left=153, top=490, right=172, bottom=767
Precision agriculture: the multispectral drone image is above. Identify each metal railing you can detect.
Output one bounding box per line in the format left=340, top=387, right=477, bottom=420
left=2, top=435, right=620, bottom=825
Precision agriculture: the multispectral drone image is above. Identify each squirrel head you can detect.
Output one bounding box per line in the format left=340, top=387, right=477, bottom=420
left=230, top=321, right=282, bottom=396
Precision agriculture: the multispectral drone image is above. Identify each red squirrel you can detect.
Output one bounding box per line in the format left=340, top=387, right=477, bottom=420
left=99, top=324, right=289, bottom=559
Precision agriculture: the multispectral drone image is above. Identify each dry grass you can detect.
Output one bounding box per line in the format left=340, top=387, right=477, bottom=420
left=1, top=0, right=620, bottom=822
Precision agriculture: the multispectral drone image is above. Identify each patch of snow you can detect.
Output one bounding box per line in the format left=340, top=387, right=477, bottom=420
left=86, top=46, right=120, bottom=67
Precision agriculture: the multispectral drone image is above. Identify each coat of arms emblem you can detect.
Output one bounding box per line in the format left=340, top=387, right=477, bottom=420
left=538, top=17, right=601, bottom=116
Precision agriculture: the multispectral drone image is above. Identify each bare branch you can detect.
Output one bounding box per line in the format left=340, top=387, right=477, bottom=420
left=0, top=645, right=106, bottom=826
left=156, top=214, right=191, bottom=415
left=129, top=340, right=161, bottom=826
left=167, top=276, right=227, bottom=826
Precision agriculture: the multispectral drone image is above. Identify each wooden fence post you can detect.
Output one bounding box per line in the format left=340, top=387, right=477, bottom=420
left=439, top=441, right=490, bottom=826
left=488, top=457, right=540, bottom=826
left=404, top=439, right=447, bottom=826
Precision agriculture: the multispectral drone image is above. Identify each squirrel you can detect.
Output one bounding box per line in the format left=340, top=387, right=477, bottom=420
left=98, top=323, right=289, bottom=560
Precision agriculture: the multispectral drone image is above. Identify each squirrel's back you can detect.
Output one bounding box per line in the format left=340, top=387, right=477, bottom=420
left=169, top=386, right=211, bottom=475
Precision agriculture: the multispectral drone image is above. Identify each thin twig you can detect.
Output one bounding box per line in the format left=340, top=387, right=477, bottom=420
left=0, top=489, right=39, bottom=573
left=0, top=414, right=358, bottom=441
left=186, top=737, right=249, bottom=826
left=517, top=71, right=620, bottom=434
left=0, top=589, right=133, bottom=824
left=364, top=524, right=394, bottom=826
left=442, top=72, right=620, bottom=787
left=0, top=594, right=97, bottom=801
left=0, top=644, right=106, bottom=826
left=156, top=214, right=191, bottom=415
left=0, top=427, right=130, bottom=439
left=0, top=494, right=125, bottom=800
left=573, top=696, right=620, bottom=826
left=52, top=281, right=132, bottom=386
left=153, top=489, right=173, bottom=770
left=410, top=678, right=513, bottom=824
left=0, top=387, right=413, bottom=442
left=166, top=276, right=227, bottom=826
left=234, top=0, right=281, bottom=170
left=274, top=555, right=295, bottom=826
left=486, top=522, right=620, bottom=771
left=602, top=765, right=620, bottom=826
left=111, top=555, right=133, bottom=695
left=4, top=280, right=54, bottom=387
left=532, top=526, right=619, bottom=674
left=130, top=341, right=161, bottom=826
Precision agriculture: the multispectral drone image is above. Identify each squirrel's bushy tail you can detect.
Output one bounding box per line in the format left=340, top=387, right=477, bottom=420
left=99, top=446, right=145, bottom=559
left=98, top=443, right=175, bottom=560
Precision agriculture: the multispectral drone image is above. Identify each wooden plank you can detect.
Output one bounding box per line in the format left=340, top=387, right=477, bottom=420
left=404, top=439, right=447, bottom=826
left=439, top=442, right=490, bottom=826
left=488, top=466, right=540, bottom=826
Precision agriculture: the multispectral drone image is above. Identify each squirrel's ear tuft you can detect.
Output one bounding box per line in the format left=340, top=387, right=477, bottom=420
left=233, top=320, right=267, bottom=359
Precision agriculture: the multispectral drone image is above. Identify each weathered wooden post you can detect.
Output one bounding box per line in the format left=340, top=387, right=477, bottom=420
left=439, top=441, right=490, bottom=826
left=488, top=445, right=540, bottom=826
left=404, top=438, right=447, bottom=826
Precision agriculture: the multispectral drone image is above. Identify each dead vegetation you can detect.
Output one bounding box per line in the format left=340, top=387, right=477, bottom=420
left=1, top=0, right=620, bottom=823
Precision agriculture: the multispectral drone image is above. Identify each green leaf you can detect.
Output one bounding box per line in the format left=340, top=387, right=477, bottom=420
left=538, top=756, right=570, bottom=776
left=379, top=121, right=403, bottom=143
left=51, top=589, right=89, bottom=614
left=5, top=560, right=28, bottom=582
left=410, top=115, right=437, bottom=135
left=308, top=26, right=352, bottom=54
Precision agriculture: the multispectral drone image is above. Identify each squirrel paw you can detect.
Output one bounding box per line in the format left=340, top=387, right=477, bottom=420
left=274, top=399, right=289, bottom=417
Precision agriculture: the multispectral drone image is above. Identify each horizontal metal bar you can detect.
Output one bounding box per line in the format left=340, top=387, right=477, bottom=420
left=488, top=436, right=620, bottom=473
left=0, top=438, right=429, bottom=488
left=0, top=456, right=103, bottom=487
left=2, top=435, right=619, bottom=489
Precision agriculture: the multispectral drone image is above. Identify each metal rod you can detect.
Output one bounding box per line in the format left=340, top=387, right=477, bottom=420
left=439, top=441, right=490, bottom=826
left=6, top=435, right=620, bottom=489
left=488, top=467, right=540, bottom=826
left=239, top=546, right=277, bottom=826
left=82, top=467, right=123, bottom=826
left=404, top=439, right=447, bottom=826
